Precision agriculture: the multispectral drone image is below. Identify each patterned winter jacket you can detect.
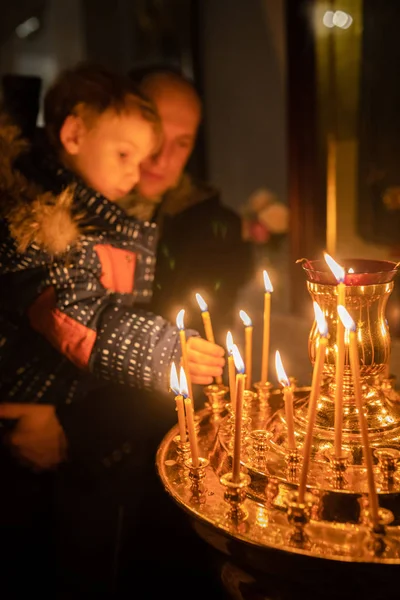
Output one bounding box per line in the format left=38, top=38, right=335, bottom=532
left=0, top=118, right=192, bottom=416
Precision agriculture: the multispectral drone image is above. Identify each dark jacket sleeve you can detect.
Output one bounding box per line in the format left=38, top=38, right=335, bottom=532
left=27, top=251, right=197, bottom=394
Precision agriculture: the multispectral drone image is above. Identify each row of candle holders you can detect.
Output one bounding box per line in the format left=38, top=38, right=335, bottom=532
left=171, top=377, right=400, bottom=560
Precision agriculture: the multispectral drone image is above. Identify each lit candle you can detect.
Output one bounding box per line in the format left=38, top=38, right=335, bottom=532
left=226, top=331, right=236, bottom=409
left=324, top=252, right=346, bottom=458
left=195, top=293, right=222, bottom=385
left=261, top=270, right=274, bottom=383
left=298, top=301, right=328, bottom=503
left=231, top=344, right=246, bottom=483
left=176, top=309, right=193, bottom=400
left=180, top=366, right=199, bottom=467
left=170, top=362, right=187, bottom=443
left=338, top=306, right=380, bottom=526
left=275, top=350, right=296, bottom=451
left=239, top=310, right=253, bottom=389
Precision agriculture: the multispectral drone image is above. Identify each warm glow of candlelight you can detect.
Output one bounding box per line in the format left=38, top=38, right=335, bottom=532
left=232, top=344, right=245, bottom=374
left=226, top=331, right=234, bottom=355
left=275, top=350, right=296, bottom=450
left=239, top=310, right=252, bottom=327
left=324, top=252, right=345, bottom=282
left=176, top=309, right=193, bottom=399
left=313, top=301, right=328, bottom=336
left=261, top=270, right=273, bottom=383
left=275, top=349, right=290, bottom=387
left=232, top=344, right=246, bottom=483
left=195, top=292, right=208, bottom=312
left=338, top=305, right=355, bottom=331
left=227, top=331, right=236, bottom=409
left=176, top=308, right=185, bottom=330
left=170, top=362, right=179, bottom=394
left=263, top=270, right=273, bottom=293
left=170, top=363, right=187, bottom=443
left=239, top=310, right=253, bottom=389
left=179, top=365, right=189, bottom=397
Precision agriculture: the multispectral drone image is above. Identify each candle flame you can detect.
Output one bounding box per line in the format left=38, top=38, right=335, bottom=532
left=226, top=331, right=234, bottom=354
left=195, top=292, right=208, bottom=312
left=263, top=270, right=273, bottom=293
left=275, top=350, right=290, bottom=387
left=324, top=252, right=345, bottom=283
left=239, top=309, right=252, bottom=327
left=313, top=301, right=328, bottom=337
left=170, top=362, right=179, bottom=395
left=179, top=366, right=189, bottom=398
left=338, top=305, right=356, bottom=332
left=176, top=308, right=185, bottom=330
left=232, top=344, right=245, bottom=374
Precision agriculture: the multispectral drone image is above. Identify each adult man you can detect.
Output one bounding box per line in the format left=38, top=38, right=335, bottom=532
left=120, top=66, right=254, bottom=346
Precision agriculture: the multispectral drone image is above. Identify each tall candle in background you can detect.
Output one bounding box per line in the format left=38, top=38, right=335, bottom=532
left=338, top=306, right=380, bottom=526
left=176, top=309, right=193, bottom=400
left=226, top=331, right=236, bottom=409
left=275, top=350, right=296, bottom=451
left=180, top=367, right=199, bottom=468
left=324, top=253, right=346, bottom=458
left=170, top=362, right=187, bottom=443
left=195, top=293, right=223, bottom=384
left=231, top=344, right=246, bottom=483
left=261, top=270, right=274, bottom=383
left=239, top=310, right=253, bottom=389
left=298, top=302, right=328, bottom=503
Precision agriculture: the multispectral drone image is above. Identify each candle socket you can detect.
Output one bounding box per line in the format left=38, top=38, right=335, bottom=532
left=204, top=383, right=229, bottom=416
left=242, top=389, right=257, bottom=416
left=286, top=492, right=313, bottom=549
left=250, top=430, right=271, bottom=470
left=254, top=381, right=274, bottom=404
left=375, top=448, right=400, bottom=491
left=184, top=456, right=209, bottom=499
left=362, top=507, right=396, bottom=558
left=325, top=448, right=351, bottom=489
left=174, top=436, right=191, bottom=465
left=286, top=448, right=301, bottom=481
left=220, top=471, right=251, bottom=522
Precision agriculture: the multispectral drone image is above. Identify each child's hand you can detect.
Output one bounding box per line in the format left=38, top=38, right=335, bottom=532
left=186, top=336, right=225, bottom=385
left=0, top=403, right=67, bottom=470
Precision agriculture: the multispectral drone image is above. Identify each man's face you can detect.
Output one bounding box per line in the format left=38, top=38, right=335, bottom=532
left=137, top=85, right=201, bottom=199
left=61, top=109, right=156, bottom=202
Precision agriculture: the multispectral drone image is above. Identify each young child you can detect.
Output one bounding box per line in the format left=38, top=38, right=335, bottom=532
left=0, top=62, right=227, bottom=597
left=0, top=62, right=224, bottom=448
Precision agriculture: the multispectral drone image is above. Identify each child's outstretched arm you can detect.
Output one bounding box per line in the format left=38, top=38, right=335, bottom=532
left=27, top=257, right=225, bottom=393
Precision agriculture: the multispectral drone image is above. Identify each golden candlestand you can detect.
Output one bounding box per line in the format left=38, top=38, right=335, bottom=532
left=157, top=258, right=400, bottom=589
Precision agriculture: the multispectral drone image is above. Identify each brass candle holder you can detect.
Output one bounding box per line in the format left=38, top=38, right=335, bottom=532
left=203, top=383, right=229, bottom=416
left=184, top=456, right=209, bottom=500
left=157, top=258, right=400, bottom=593
left=220, top=471, right=251, bottom=522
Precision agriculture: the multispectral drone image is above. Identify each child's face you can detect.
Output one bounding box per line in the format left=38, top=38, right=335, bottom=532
left=60, top=109, right=156, bottom=201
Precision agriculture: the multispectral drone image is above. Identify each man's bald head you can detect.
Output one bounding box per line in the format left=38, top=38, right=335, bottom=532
left=139, top=70, right=202, bottom=122
left=133, top=68, right=202, bottom=198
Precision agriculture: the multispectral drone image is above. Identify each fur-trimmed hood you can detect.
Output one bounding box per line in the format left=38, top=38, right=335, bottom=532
left=0, top=114, right=80, bottom=256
